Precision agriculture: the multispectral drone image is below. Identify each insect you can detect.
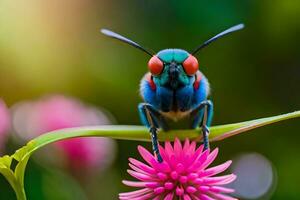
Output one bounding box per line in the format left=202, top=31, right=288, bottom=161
left=101, top=24, right=244, bottom=162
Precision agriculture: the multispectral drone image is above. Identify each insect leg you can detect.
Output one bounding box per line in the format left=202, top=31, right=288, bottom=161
left=138, top=103, right=169, bottom=131
left=138, top=103, right=168, bottom=162
left=190, top=100, right=214, bottom=150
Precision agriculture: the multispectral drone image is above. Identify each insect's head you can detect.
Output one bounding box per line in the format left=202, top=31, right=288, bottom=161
left=148, top=49, right=197, bottom=88
left=101, top=24, right=244, bottom=88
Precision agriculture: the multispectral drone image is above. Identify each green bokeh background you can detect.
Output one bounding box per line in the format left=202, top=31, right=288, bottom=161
left=0, top=0, right=299, bottom=199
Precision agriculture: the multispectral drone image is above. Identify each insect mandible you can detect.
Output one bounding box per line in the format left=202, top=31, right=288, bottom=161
left=101, top=24, right=244, bottom=162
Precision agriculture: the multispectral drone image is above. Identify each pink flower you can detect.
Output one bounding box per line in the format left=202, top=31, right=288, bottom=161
left=12, top=95, right=115, bottom=171
left=0, top=99, right=10, bottom=154
left=120, top=138, right=237, bottom=200
left=12, top=95, right=112, bottom=138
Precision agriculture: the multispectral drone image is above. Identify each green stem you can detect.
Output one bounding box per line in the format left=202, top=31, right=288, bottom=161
left=14, top=184, right=27, bottom=200
left=24, top=111, right=300, bottom=157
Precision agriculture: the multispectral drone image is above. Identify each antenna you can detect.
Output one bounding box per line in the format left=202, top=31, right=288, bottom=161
left=100, top=29, right=154, bottom=56
left=191, top=24, right=244, bottom=55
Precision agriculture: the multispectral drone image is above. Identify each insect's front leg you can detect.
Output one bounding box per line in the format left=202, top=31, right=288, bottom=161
left=190, top=100, right=214, bottom=150
left=138, top=103, right=168, bottom=163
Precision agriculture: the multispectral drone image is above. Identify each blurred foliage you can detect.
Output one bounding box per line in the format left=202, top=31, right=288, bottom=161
left=0, top=0, right=300, bottom=199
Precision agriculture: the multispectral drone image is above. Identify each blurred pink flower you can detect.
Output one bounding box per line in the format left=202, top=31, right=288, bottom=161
left=0, top=99, right=10, bottom=154
left=12, top=95, right=115, bottom=170
left=120, top=138, right=237, bottom=200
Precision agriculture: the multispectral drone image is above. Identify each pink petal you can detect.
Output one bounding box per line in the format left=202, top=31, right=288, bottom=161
left=157, top=172, right=168, bottom=181
left=183, top=194, right=192, bottom=200
left=182, top=142, right=197, bottom=168
left=188, top=141, right=197, bottom=154
left=151, top=160, right=171, bottom=173
left=198, top=194, right=214, bottom=200
left=174, top=138, right=183, bottom=157
left=208, top=192, right=238, bottom=200
left=127, top=170, right=158, bottom=181
left=210, top=186, right=235, bottom=193
left=129, top=164, right=154, bottom=176
left=164, top=182, right=174, bottom=190
left=176, top=186, right=184, bottom=196
left=164, top=141, right=174, bottom=155
left=179, top=175, right=188, bottom=183
left=176, top=163, right=185, bottom=173
left=128, top=192, right=155, bottom=200
left=198, top=186, right=210, bottom=193
left=119, top=188, right=151, bottom=198
left=188, top=173, right=198, bottom=181
left=199, top=160, right=232, bottom=177
left=202, top=174, right=237, bottom=185
left=183, top=138, right=190, bottom=153
left=122, top=180, right=159, bottom=188
left=190, top=194, right=201, bottom=200
left=159, top=145, right=169, bottom=162
left=189, top=144, right=204, bottom=163
left=154, top=187, right=165, bottom=194
left=187, top=150, right=209, bottom=172
left=200, top=148, right=219, bottom=170
left=169, top=154, right=178, bottom=169
left=137, top=146, right=156, bottom=166
left=186, top=186, right=197, bottom=194
left=164, top=192, right=174, bottom=200
left=171, top=171, right=179, bottom=180
left=129, top=158, right=156, bottom=174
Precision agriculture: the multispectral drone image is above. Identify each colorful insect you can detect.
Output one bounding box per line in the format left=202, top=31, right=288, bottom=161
left=101, top=24, right=244, bottom=162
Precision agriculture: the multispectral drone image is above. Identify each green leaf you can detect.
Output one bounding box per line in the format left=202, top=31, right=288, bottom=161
left=0, top=110, right=299, bottom=200
left=0, top=156, right=15, bottom=189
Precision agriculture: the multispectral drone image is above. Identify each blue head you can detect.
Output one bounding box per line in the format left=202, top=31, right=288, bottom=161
left=147, top=49, right=198, bottom=89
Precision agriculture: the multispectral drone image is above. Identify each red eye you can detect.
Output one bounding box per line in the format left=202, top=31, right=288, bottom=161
left=183, top=55, right=199, bottom=75
left=148, top=56, right=164, bottom=75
